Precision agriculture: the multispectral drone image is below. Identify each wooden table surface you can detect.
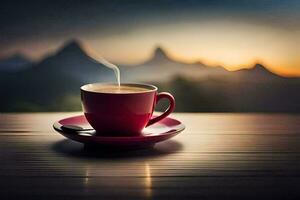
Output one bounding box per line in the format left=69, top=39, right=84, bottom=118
left=1, top=113, right=300, bottom=199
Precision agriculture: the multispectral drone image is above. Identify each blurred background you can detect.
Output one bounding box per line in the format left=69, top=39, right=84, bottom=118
left=0, top=0, right=299, bottom=112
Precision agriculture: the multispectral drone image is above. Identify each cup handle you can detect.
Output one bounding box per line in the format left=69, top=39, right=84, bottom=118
left=146, top=92, right=175, bottom=127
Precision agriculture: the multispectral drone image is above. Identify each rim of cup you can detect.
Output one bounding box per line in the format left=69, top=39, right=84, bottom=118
left=80, top=82, right=158, bottom=94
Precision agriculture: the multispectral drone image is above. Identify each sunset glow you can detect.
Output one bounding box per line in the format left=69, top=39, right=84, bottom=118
left=85, top=21, right=300, bottom=77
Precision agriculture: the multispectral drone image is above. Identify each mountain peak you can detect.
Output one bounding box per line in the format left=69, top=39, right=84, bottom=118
left=250, top=63, right=274, bottom=75
left=141, top=45, right=172, bottom=65
left=154, top=46, right=167, bottom=56
left=58, top=39, right=86, bottom=56
left=62, top=39, right=83, bottom=49
left=152, top=46, right=169, bottom=60
left=253, top=63, right=266, bottom=70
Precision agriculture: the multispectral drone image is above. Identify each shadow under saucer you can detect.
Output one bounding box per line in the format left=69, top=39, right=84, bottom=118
left=51, top=139, right=183, bottom=159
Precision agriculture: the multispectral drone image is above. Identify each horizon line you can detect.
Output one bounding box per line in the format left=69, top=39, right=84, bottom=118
left=1, top=39, right=300, bottom=78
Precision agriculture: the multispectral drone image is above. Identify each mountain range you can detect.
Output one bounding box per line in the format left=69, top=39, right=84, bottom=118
left=0, top=39, right=299, bottom=112
left=0, top=54, right=32, bottom=72
left=123, top=45, right=283, bottom=83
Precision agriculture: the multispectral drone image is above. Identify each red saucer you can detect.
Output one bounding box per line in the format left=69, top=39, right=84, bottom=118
left=53, top=115, right=185, bottom=148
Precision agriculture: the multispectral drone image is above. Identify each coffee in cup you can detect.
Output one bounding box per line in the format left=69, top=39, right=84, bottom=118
left=87, top=85, right=150, bottom=94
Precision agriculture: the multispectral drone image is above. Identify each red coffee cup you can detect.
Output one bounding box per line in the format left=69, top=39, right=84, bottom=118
left=81, top=83, right=175, bottom=135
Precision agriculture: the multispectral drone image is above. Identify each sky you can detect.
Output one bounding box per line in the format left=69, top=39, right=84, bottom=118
left=0, top=0, right=300, bottom=76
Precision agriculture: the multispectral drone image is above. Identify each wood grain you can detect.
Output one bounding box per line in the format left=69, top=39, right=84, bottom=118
left=0, top=113, right=300, bottom=199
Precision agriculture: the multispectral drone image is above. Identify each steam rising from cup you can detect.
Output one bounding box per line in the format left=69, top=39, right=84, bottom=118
left=95, top=57, right=120, bottom=87
left=86, top=46, right=120, bottom=87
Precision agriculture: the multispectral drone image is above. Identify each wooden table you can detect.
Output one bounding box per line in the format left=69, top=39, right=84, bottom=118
left=1, top=113, right=300, bottom=199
